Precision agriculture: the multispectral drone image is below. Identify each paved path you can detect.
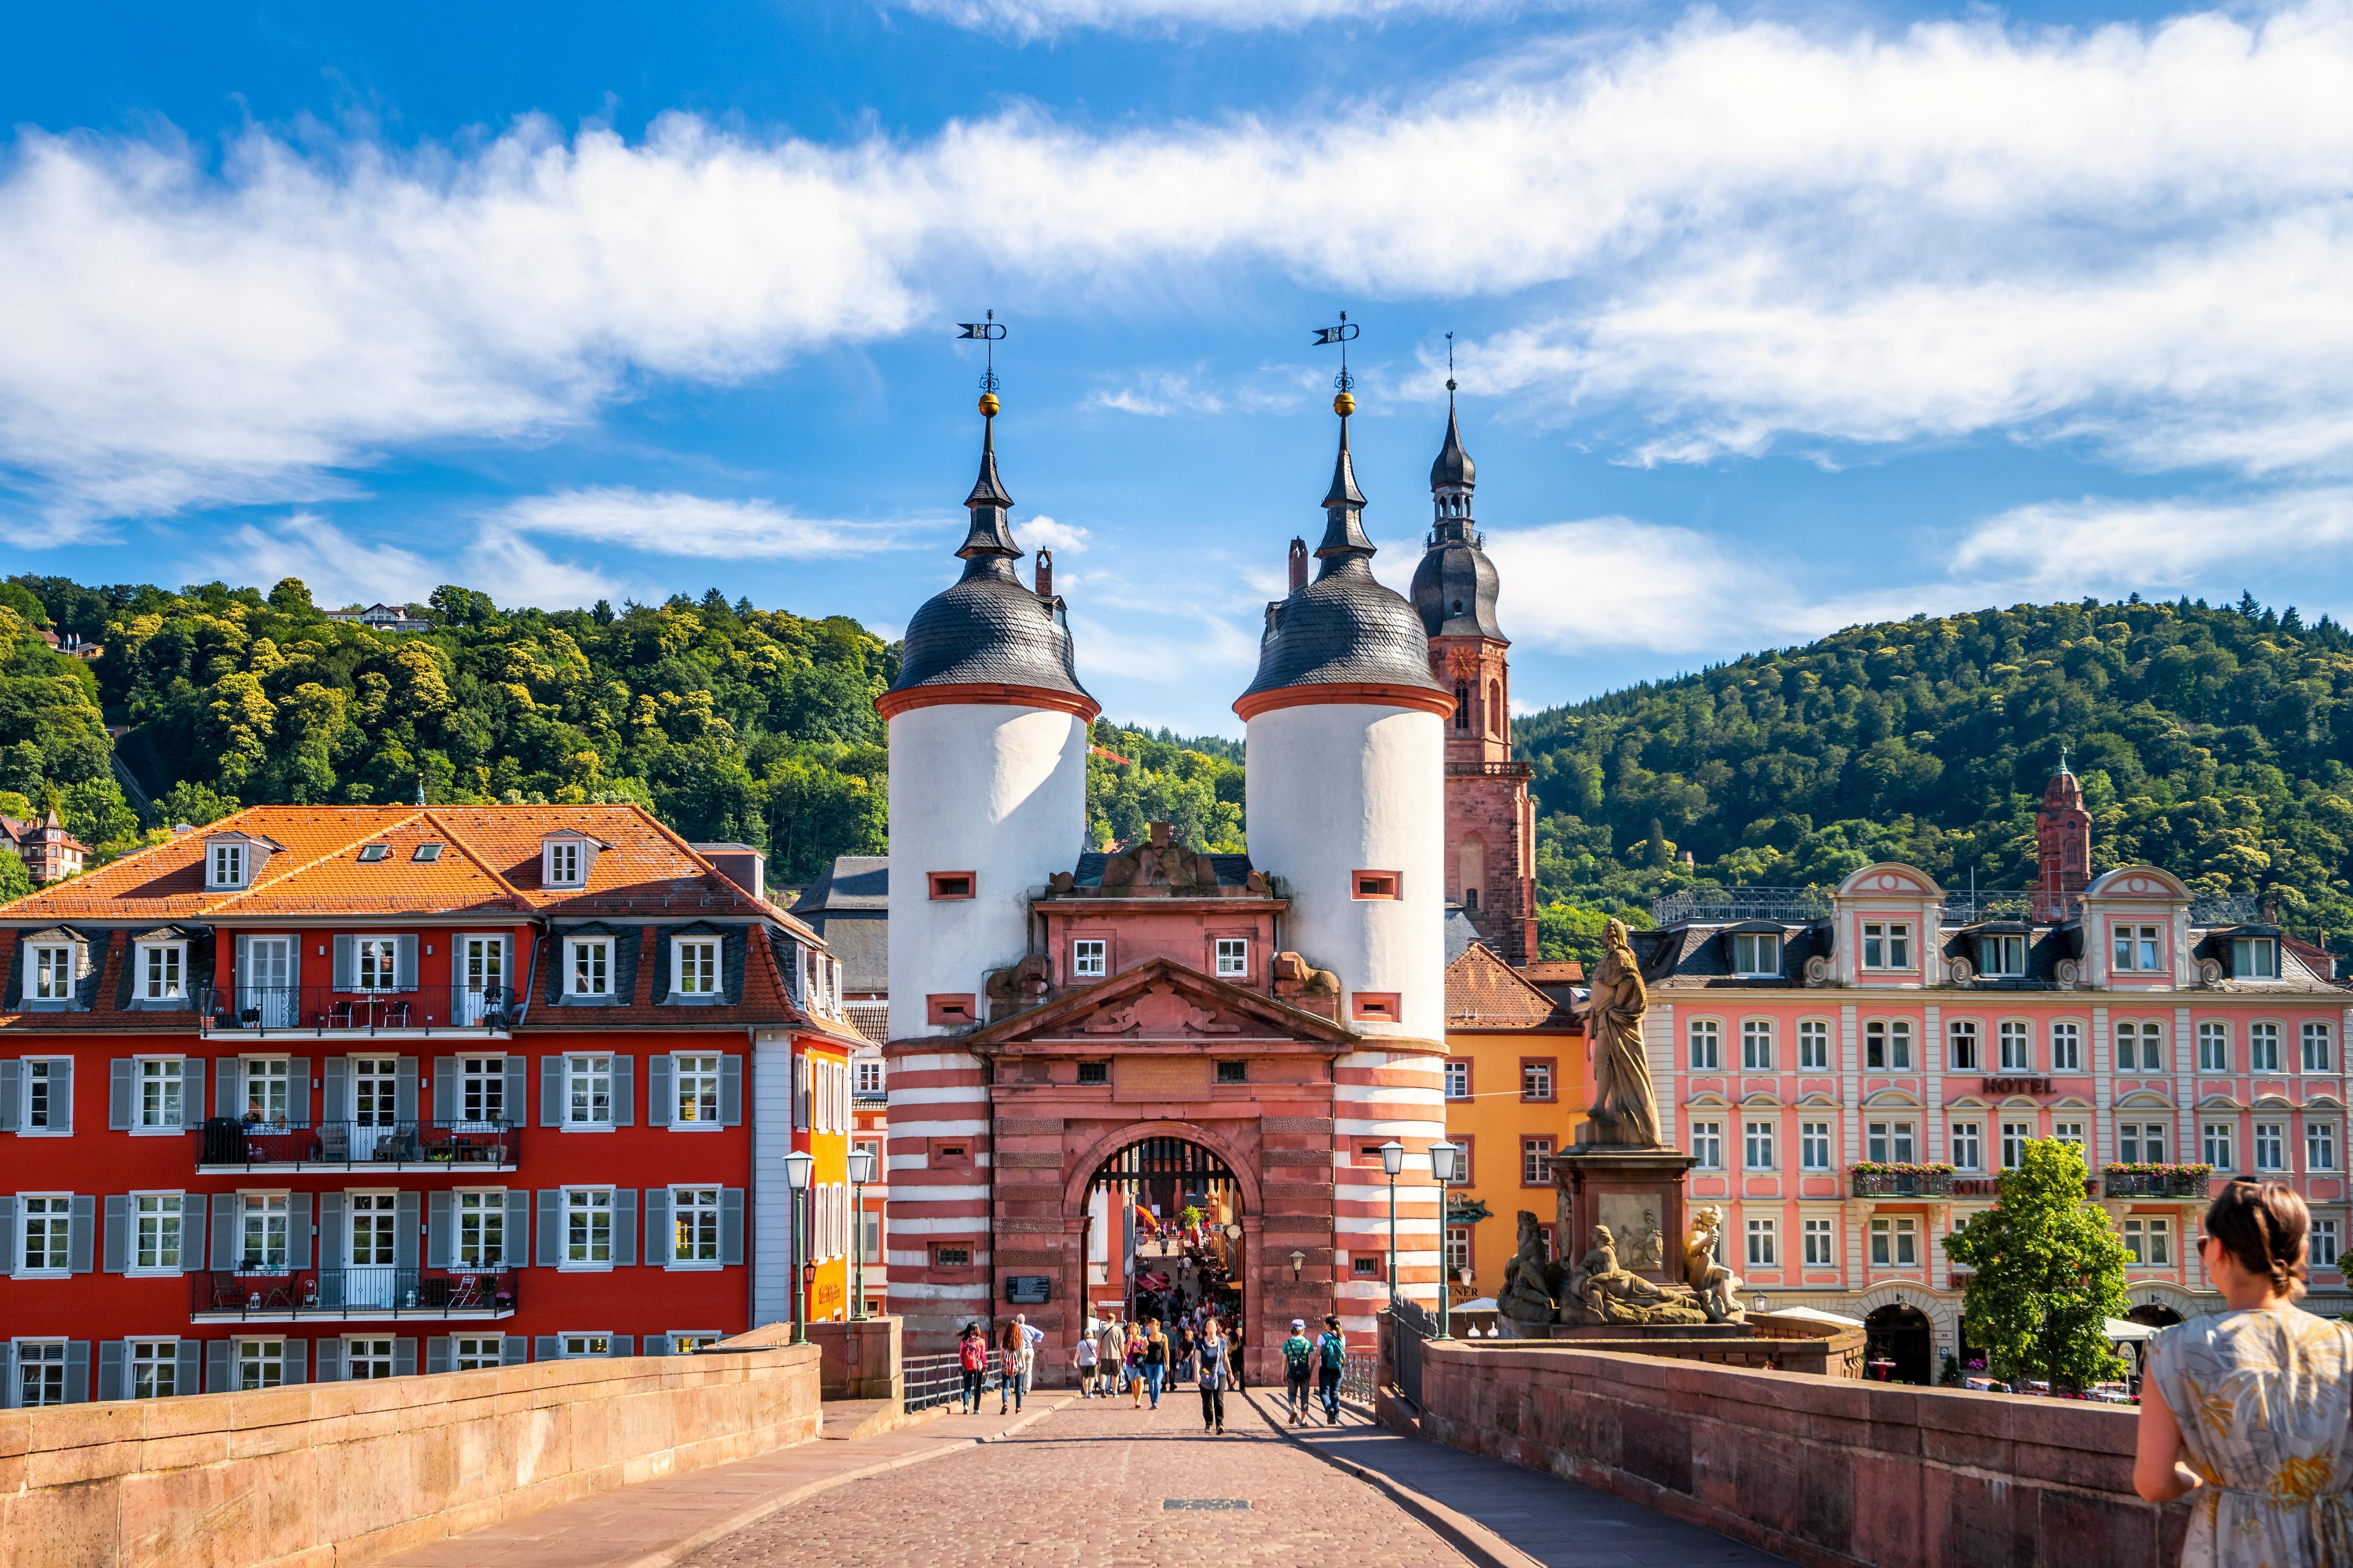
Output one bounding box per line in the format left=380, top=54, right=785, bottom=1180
left=1248, top=1391, right=1791, bottom=1568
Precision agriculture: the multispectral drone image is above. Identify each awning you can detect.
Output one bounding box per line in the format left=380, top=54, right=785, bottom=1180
left=1765, top=1304, right=1866, bottom=1329
left=2106, top=1317, right=2162, bottom=1342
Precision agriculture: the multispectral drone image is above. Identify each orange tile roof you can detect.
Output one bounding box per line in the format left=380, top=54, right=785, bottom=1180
left=1446, top=943, right=1578, bottom=1029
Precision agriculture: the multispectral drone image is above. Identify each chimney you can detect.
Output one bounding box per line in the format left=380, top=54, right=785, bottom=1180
left=1035, top=549, right=1053, bottom=599
left=1287, top=536, right=1309, bottom=593
left=690, top=843, right=767, bottom=902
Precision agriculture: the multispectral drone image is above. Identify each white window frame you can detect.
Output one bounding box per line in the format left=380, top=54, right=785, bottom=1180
left=241, top=1056, right=293, bottom=1126
left=1688, top=1019, right=1721, bottom=1070
left=1213, top=937, right=1248, bottom=978
left=1861, top=921, right=1912, bottom=972
left=15, top=1193, right=72, bottom=1276
left=453, top=1334, right=505, bottom=1371
left=565, top=938, right=614, bottom=999
left=456, top=1189, right=506, bottom=1271
left=1997, top=1020, right=2031, bottom=1072
left=2203, top=1121, right=2235, bottom=1170
left=1865, top=1120, right=1917, bottom=1164
left=2118, top=1122, right=2168, bottom=1164
left=18, top=1058, right=68, bottom=1135
left=560, top=1333, right=614, bottom=1359
left=2233, top=937, right=2278, bottom=978
left=129, top=1338, right=180, bottom=1399
left=566, top=1055, right=614, bottom=1129
left=2314, top=1219, right=2341, bottom=1271
left=2256, top=1122, right=2286, bottom=1171
left=1743, top=1119, right=1775, bottom=1170
left=138, top=941, right=187, bottom=1002
left=1981, top=933, right=2028, bottom=978
left=13, top=1338, right=68, bottom=1407
left=546, top=839, right=584, bottom=888
left=2052, top=1120, right=2086, bottom=1149
left=672, top=938, right=721, bottom=1000
left=1741, top=1019, right=1773, bottom=1071
left=1801, top=1217, right=1834, bottom=1266
left=208, top=842, right=246, bottom=888
left=1798, top=1019, right=1830, bottom=1071
left=2251, top=1023, right=2282, bottom=1073
left=2050, top=1021, right=2082, bottom=1071
left=671, top=1053, right=721, bottom=1128
left=855, top=1058, right=884, bottom=1096
left=1442, top=1060, right=1470, bottom=1100
left=354, top=937, right=400, bottom=994
left=1949, top=1120, right=1982, bottom=1171
left=134, top=1056, right=186, bottom=1133
left=2111, top=924, right=2163, bottom=973
left=670, top=1185, right=722, bottom=1268
left=2000, top=1121, right=2033, bottom=1169
left=1745, top=1218, right=1776, bottom=1268
left=344, top=1337, right=396, bottom=1381
left=130, top=1192, right=185, bottom=1274
left=2305, top=1023, right=2333, bottom=1073
left=562, top=1187, right=615, bottom=1270
left=2310, top=1122, right=2339, bottom=1174
left=1070, top=939, right=1105, bottom=978
left=29, top=943, right=74, bottom=1003
left=1947, top=1020, right=1979, bottom=1071
left=1800, top=1120, right=1832, bottom=1171
left=1731, top=932, right=1781, bottom=977
left=240, top=1192, right=290, bottom=1271
left=1864, top=1020, right=1914, bottom=1071
left=1869, top=1215, right=1918, bottom=1268
left=237, top=1337, right=286, bottom=1391
left=1690, top=1122, right=1722, bottom=1171
left=2198, top=1021, right=2229, bottom=1074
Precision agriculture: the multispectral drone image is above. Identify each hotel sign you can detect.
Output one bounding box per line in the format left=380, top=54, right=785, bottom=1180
left=1979, top=1077, right=2054, bottom=1096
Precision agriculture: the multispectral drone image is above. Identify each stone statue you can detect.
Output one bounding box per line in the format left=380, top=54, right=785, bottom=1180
left=1683, top=1206, right=1746, bottom=1324
left=983, top=952, right=1054, bottom=1020
left=1496, top=1210, right=1563, bottom=1326
left=1098, top=822, right=1223, bottom=896
left=1564, top=1223, right=1709, bottom=1328
left=1574, top=918, right=1661, bottom=1147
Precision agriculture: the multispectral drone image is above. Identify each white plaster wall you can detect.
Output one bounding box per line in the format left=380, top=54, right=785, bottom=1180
left=1245, top=702, right=1445, bottom=1039
left=887, top=702, right=1089, bottom=1040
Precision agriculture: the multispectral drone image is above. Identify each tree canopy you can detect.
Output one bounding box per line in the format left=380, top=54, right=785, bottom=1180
left=1942, top=1138, right=2131, bottom=1391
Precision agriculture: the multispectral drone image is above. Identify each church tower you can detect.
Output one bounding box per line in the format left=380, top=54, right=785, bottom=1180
left=1410, top=385, right=1538, bottom=964
left=2034, top=751, right=2093, bottom=920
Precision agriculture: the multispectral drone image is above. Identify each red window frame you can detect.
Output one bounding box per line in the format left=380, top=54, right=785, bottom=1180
left=1352, top=870, right=1401, bottom=900
left=1352, top=992, right=1401, bottom=1023
left=927, top=993, right=976, bottom=1026
left=927, top=871, right=977, bottom=901
left=1520, top=1057, right=1557, bottom=1103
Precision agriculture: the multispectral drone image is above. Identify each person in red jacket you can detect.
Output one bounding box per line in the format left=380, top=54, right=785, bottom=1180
left=958, top=1323, right=989, bottom=1414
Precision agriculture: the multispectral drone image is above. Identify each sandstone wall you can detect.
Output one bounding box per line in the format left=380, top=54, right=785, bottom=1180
left=1415, top=1341, right=2188, bottom=1568
left=0, top=1346, right=821, bottom=1568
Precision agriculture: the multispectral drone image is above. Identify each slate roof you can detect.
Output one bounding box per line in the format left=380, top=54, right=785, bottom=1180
left=790, top=855, right=890, bottom=993
left=1444, top=907, right=1483, bottom=965
left=1634, top=920, right=1833, bottom=989
left=793, top=856, right=889, bottom=913
left=1411, top=533, right=1505, bottom=641
left=1068, top=851, right=1257, bottom=889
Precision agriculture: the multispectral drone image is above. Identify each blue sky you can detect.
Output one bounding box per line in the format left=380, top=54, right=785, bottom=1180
left=4, top=0, right=2351, bottom=736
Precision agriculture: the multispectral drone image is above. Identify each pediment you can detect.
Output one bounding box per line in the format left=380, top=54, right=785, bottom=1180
left=968, top=956, right=1358, bottom=1050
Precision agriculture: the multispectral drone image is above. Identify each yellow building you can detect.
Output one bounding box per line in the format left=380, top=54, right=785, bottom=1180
left=1440, top=943, right=1585, bottom=1299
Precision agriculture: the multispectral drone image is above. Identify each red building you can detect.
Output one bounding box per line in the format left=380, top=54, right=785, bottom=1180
left=0, top=804, right=860, bottom=1405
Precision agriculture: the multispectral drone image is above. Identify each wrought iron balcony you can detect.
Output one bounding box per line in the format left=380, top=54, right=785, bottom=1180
left=195, top=1118, right=520, bottom=1172
left=190, top=1266, right=518, bottom=1321
left=1849, top=1168, right=1955, bottom=1198
left=2103, top=1170, right=2214, bottom=1198
left=197, top=984, right=521, bottom=1037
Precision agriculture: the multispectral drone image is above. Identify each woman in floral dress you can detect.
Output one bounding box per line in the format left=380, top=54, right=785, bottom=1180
left=2138, top=1180, right=2353, bottom=1565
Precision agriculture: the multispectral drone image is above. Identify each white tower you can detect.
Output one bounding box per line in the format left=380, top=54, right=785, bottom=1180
left=878, top=394, right=1095, bottom=1344
left=1234, top=387, right=1452, bottom=1329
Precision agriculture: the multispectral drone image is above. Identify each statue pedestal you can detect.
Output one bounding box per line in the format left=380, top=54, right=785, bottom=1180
left=1552, top=1144, right=1697, bottom=1289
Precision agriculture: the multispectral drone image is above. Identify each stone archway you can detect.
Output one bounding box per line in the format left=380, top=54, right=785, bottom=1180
left=1865, top=1304, right=1935, bottom=1385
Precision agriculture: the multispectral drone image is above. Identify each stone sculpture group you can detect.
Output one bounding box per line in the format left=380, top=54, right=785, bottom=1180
left=1497, top=1207, right=1746, bottom=1329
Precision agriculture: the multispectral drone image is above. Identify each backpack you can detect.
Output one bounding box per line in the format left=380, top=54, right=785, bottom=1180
left=1283, top=1336, right=1313, bottom=1374
left=1318, top=1332, right=1345, bottom=1372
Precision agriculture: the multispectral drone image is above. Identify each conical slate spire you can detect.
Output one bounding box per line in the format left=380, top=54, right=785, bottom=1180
left=1410, top=391, right=1506, bottom=641
left=956, top=414, right=1020, bottom=560
left=1430, top=390, right=1474, bottom=493
left=1314, top=414, right=1375, bottom=568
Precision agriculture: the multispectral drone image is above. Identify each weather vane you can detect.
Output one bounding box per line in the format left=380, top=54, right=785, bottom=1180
left=1446, top=330, right=1457, bottom=394
left=957, top=309, right=1007, bottom=412
left=1312, top=310, right=1360, bottom=414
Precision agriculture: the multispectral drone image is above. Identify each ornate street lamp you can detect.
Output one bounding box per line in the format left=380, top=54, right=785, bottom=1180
left=783, top=1149, right=815, bottom=1344
left=1379, top=1140, right=1405, bottom=1307
left=1290, top=1248, right=1306, bottom=1283
left=847, top=1144, right=877, bottom=1322
left=1428, top=1141, right=1461, bottom=1339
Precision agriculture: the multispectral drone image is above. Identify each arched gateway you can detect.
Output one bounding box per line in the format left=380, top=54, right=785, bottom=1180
left=1087, top=1135, right=1249, bottom=1328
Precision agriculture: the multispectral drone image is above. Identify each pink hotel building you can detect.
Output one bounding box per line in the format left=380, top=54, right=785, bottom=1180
left=1635, top=766, right=2351, bottom=1379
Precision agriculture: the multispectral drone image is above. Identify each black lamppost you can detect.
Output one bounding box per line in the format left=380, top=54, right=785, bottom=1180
left=1428, top=1141, right=1461, bottom=1339
left=783, top=1149, right=815, bottom=1345
left=847, top=1144, right=876, bottom=1321
left=1379, top=1140, right=1404, bottom=1306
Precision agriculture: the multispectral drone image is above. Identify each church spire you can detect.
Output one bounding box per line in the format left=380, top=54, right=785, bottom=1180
left=1430, top=333, right=1475, bottom=509
left=955, top=406, right=1019, bottom=560
left=1312, top=311, right=1374, bottom=572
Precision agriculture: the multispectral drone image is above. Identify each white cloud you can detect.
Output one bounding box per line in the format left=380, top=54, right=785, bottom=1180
left=1951, top=488, right=2353, bottom=595
left=487, top=487, right=930, bottom=559
left=461, top=529, right=633, bottom=610
left=1084, top=366, right=1323, bottom=418
left=898, top=0, right=1539, bottom=37
left=1023, top=513, right=1092, bottom=553
left=183, top=513, right=443, bottom=610
left=7, top=3, right=2353, bottom=528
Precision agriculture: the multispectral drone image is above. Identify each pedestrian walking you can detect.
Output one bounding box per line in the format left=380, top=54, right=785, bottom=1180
left=2137, top=1180, right=2353, bottom=1567
left=1195, top=1316, right=1233, bottom=1435
left=1073, top=1326, right=1100, bottom=1395
left=1127, top=1319, right=1149, bottom=1408
left=1099, top=1316, right=1128, bottom=1399
left=1143, top=1321, right=1169, bottom=1410
left=1315, top=1314, right=1346, bottom=1425
left=957, top=1323, right=989, bottom=1414
left=1281, top=1319, right=1314, bottom=1424
left=998, top=1313, right=1041, bottom=1414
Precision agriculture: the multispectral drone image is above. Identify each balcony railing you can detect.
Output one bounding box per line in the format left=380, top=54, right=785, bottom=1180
left=2103, top=1170, right=2214, bottom=1198
left=195, top=1118, right=520, bottom=1171
left=1849, top=1168, right=1955, bottom=1197
left=190, top=1266, right=518, bottom=1321
left=198, top=984, right=521, bottom=1036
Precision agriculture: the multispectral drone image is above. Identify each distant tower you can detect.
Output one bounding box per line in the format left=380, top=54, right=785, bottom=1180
left=2035, top=748, right=2092, bottom=919
left=1410, top=375, right=1537, bottom=964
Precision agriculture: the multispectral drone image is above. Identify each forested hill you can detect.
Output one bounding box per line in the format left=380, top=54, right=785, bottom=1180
left=1518, top=594, right=2353, bottom=958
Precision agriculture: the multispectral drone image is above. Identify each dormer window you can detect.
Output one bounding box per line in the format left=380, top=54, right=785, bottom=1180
left=413, top=843, right=443, bottom=863
left=2232, top=937, right=2279, bottom=978
left=29, top=943, right=74, bottom=1002
left=209, top=842, right=245, bottom=888
left=1729, top=932, right=1781, bottom=976
left=139, top=941, right=186, bottom=1000
left=548, top=841, right=581, bottom=887
left=673, top=937, right=720, bottom=999
left=2111, top=924, right=2163, bottom=972
left=1979, top=933, right=2028, bottom=977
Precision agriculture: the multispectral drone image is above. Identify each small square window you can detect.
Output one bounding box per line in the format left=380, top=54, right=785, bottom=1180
left=413, top=843, right=444, bottom=862
left=928, top=872, right=976, bottom=901
left=1072, top=939, right=1107, bottom=978
left=1077, top=1060, right=1109, bottom=1085
left=356, top=844, right=390, bottom=863
left=932, top=1244, right=973, bottom=1270
left=1214, top=938, right=1248, bottom=978
left=927, top=994, right=975, bottom=1026
left=1352, top=1257, right=1380, bottom=1278
left=1352, top=871, right=1401, bottom=900
left=1521, top=1059, right=1555, bottom=1101
left=1215, top=1060, right=1248, bottom=1084
left=1351, top=992, right=1401, bottom=1023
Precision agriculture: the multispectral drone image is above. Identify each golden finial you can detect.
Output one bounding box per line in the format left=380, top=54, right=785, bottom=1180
left=978, top=391, right=1000, bottom=417
left=1332, top=391, right=1355, bottom=417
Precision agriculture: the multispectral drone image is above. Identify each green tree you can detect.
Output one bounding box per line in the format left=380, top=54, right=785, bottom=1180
left=0, top=846, right=30, bottom=904
left=1942, top=1139, right=2130, bottom=1392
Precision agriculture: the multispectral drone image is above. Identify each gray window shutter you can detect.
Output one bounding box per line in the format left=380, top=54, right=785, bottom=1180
left=175, top=1339, right=200, bottom=1394
left=502, top=1335, right=528, bottom=1366
left=51, top=1057, right=72, bottom=1132
left=721, top=1188, right=745, bottom=1267
left=184, top=1195, right=207, bottom=1271
left=433, top=1057, right=457, bottom=1123
left=68, top=1194, right=95, bottom=1273
left=540, top=1056, right=564, bottom=1127
left=395, top=1191, right=419, bottom=1271
left=644, top=1188, right=671, bottom=1267
left=720, top=1055, right=743, bottom=1127
left=396, top=935, right=418, bottom=992
left=0, top=1342, right=12, bottom=1403
left=427, top=1336, right=452, bottom=1375
left=288, top=1192, right=313, bottom=1270
left=504, top=1055, right=527, bottom=1125
left=504, top=1190, right=530, bottom=1268
left=210, top=1198, right=235, bottom=1271
left=0, top=1059, right=17, bottom=1132
left=536, top=1191, right=561, bottom=1267
left=64, top=1340, right=89, bottom=1403
left=612, top=1189, right=637, bottom=1267
left=109, top=1059, right=132, bottom=1130
left=395, top=1058, right=418, bottom=1123
left=216, top=1057, right=242, bottom=1119
left=282, top=1340, right=306, bottom=1385
left=393, top=1338, right=417, bottom=1378
left=319, top=1193, right=346, bottom=1276
left=284, top=1058, right=309, bottom=1129
left=535, top=1335, right=560, bottom=1362
left=325, top=1056, right=347, bottom=1121
left=316, top=1339, right=344, bottom=1383
left=333, top=936, right=356, bottom=990
left=648, top=1055, right=672, bottom=1128
left=180, top=1057, right=200, bottom=1129
left=207, top=1340, right=234, bottom=1393
left=0, top=1197, right=14, bottom=1272
left=611, top=1055, right=634, bottom=1127
left=427, top=1191, right=452, bottom=1269
left=103, top=1195, right=129, bottom=1272
left=606, top=1336, right=634, bottom=1359
left=97, top=1340, right=124, bottom=1402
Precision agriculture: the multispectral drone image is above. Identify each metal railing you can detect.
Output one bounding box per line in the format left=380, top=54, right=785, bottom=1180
left=1340, top=1347, right=1379, bottom=1407
left=1850, top=1169, right=1956, bottom=1197
left=198, top=984, right=520, bottom=1034
left=1656, top=887, right=2273, bottom=928
left=192, top=1266, right=518, bottom=1319
left=1653, top=887, right=1834, bottom=925
left=904, top=1348, right=1001, bottom=1413
left=2104, top=1171, right=2215, bottom=1198
left=1390, top=1297, right=1436, bottom=1409
left=196, top=1117, right=520, bottom=1169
